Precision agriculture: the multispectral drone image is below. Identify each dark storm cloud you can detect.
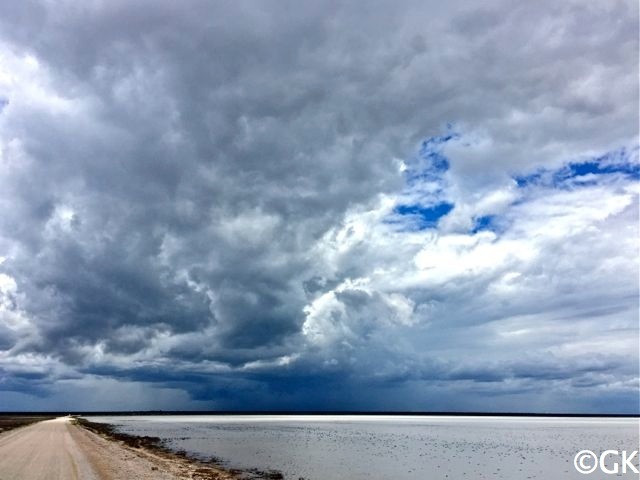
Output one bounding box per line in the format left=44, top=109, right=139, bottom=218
left=0, top=0, right=426, bottom=364
left=0, top=0, right=637, bottom=412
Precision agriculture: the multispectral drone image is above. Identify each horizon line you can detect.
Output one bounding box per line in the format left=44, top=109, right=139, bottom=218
left=1, top=410, right=638, bottom=418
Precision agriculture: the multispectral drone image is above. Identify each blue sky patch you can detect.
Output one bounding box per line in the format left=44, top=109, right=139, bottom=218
left=417, top=133, right=458, bottom=171
left=389, top=128, right=460, bottom=231
left=393, top=202, right=454, bottom=230
left=514, top=146, right=639, bottom=189
left=514, top=171, right=542, bottom=188
left=404, top=128, right=459, bottom=185
left=471, top=215, right=496, bottom=234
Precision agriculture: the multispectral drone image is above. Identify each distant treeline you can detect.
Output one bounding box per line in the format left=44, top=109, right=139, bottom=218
left=0, top=411, right=637, bottom=418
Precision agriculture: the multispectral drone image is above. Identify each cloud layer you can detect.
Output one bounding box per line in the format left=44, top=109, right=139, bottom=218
left=0, top=0, right=637, bottom=412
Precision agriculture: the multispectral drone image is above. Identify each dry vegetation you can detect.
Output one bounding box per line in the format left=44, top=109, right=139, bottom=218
left=0, top=415, right=54, bottom=434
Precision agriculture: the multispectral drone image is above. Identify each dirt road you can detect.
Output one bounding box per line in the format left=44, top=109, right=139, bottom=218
left=0, top=417, right=233, bottom=479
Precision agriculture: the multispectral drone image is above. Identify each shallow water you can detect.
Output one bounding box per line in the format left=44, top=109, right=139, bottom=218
left=85, top=415, right=639, bottom=479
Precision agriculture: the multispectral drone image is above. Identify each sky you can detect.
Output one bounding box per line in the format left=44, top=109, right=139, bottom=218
left=0, top=0, right=638, bottom=413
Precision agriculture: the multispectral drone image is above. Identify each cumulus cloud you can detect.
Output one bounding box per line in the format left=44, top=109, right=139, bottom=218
left=0, top=0, right=637, bottom=412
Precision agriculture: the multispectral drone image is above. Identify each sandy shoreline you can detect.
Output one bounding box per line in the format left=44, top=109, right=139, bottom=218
left=0, top=417, right=241, bottom=480
left=75, top=417, right=287, bottom=479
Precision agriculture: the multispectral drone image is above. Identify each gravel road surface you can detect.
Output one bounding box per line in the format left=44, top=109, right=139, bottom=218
left=0, top=417, right=233, bottom=479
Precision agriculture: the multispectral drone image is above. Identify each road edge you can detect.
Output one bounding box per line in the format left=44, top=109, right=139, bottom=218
left=72, top=417, right=286, bottom=479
